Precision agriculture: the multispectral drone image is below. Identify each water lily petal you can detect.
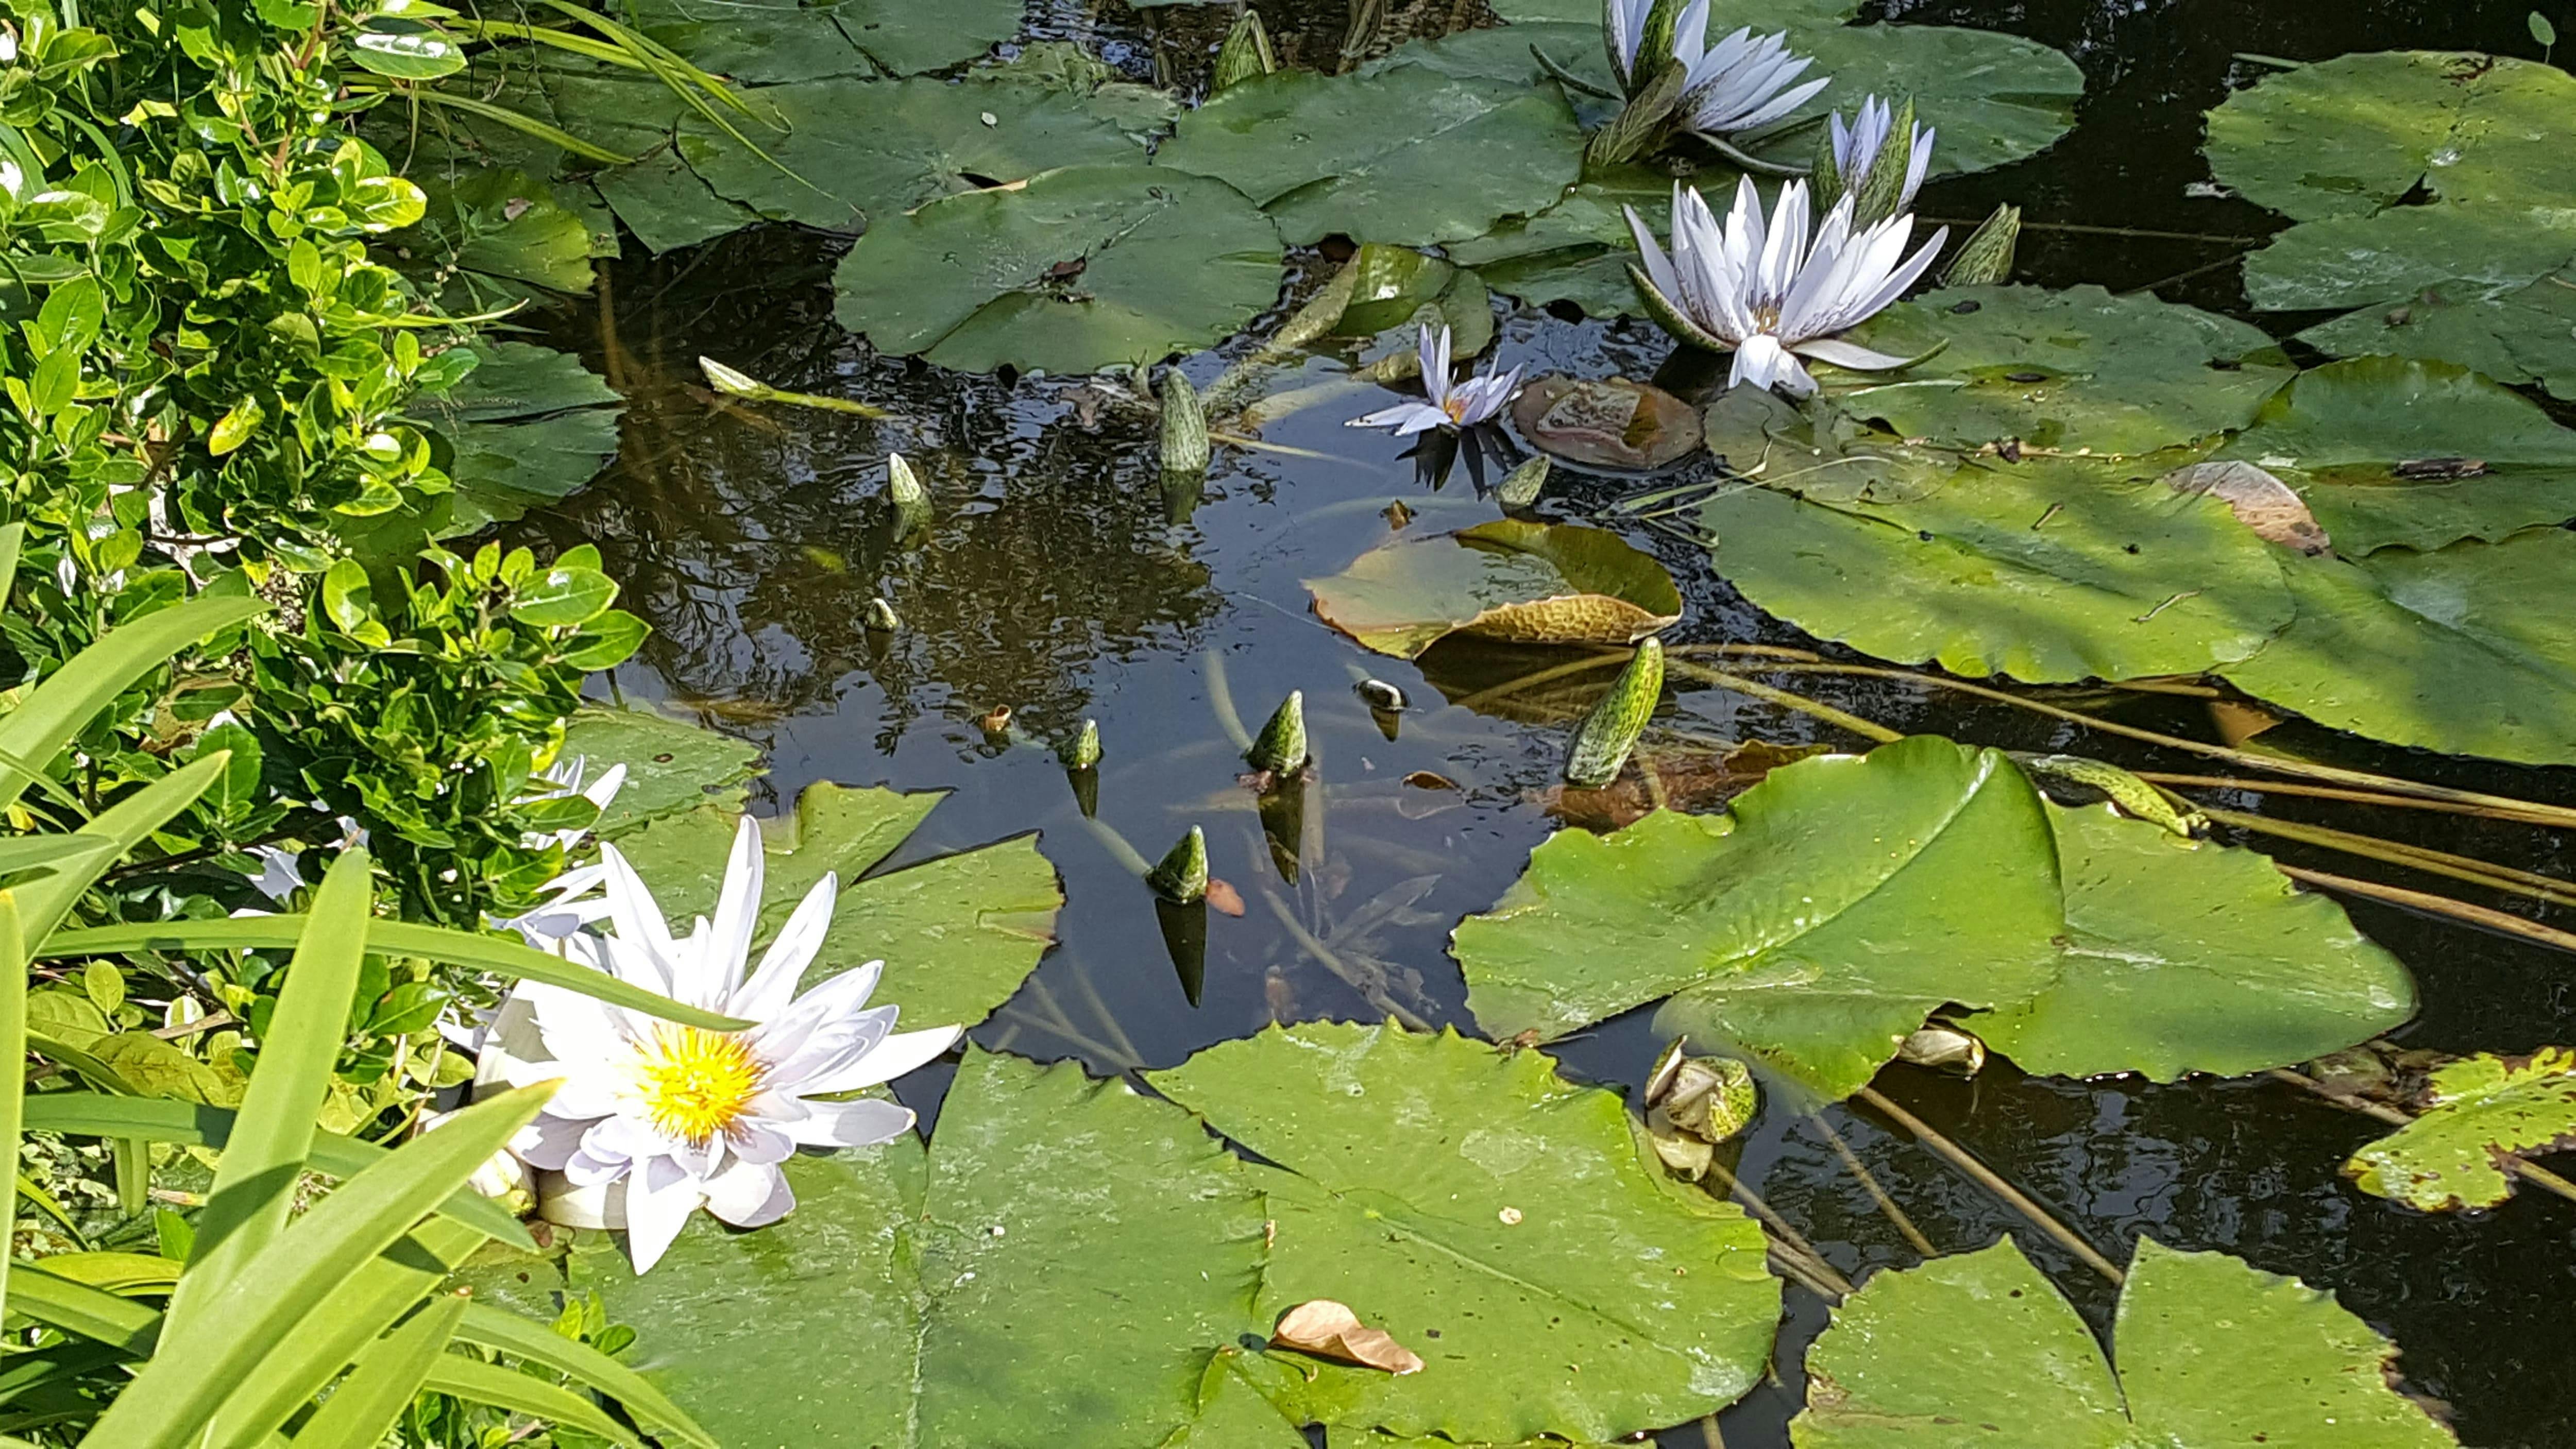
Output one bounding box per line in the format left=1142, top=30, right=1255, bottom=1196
left=599, top=843, right=683, bottom=982
left=512, top=1111, right=596, bottom=1171
left=792, top=1023, right=961, bottom=1096
left=733, top=871, right=839, bottom=1021
left=1348, top=401, right=1455, bottom=435
left=1792, top=336, right=1928, bottom=372
left=703, top=815, right=768, bottom=1007
left=702, top=1156, right=795, bottom=1228
left=622, top=1154, right=707, bottom=1274
left=783, top=1098, right=917, bottom=1149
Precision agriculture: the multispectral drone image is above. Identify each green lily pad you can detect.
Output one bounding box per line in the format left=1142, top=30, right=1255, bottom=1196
left=2219, top=535, right=2576, bottom=767
left=1155, top=65, right=1584, bottom=247
left=832, top=164, right=1283, bottom=374
left=604, top=781, right=1061, bottom=1029
left=595, top=149, right=762, bottom=256
left=1147, top=1024, right=1778, bottom=1443
left=1446, top=166, right=1686, bottom=318
left=2296, top=268, right=2576, bottom=402
left=2345, top=1048, right=2576, bottom=1211
left=2213, top=355, right=2576, bottom=553
left=1700, top=388, right=1955, bottom=504
left=2238, top=203, right=2576, bottom=315
left=1793, top=1236, right=2457, bottom=1447
left=353, top=343, right=623, bottom=564
left=1976, top=803, right=2416, bottom=1083
left=681, top=75, right=1160, bottom=233
left=1829, top=284, right=2293, bottom=456
left=1698, top=463, right=2297, bottom=683
left=555, top=706, right=764, bottom=838
left=1304, top=519, right=1683, bottom=660
left=1768, top=22, right=2082, bottom=177
left=630, top=0, right=1022, bottom=81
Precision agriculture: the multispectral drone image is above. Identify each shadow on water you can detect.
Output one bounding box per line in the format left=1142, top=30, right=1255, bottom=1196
left=503, top=1, right=2576, bottom=1442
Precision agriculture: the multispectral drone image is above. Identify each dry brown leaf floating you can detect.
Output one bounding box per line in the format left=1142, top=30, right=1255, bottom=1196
left=1269, top=1299, right=1425, bottom=1375
left=1204, top=877, right=1247, bottom=917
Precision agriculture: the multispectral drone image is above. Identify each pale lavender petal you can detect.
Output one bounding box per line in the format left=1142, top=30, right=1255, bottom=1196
left=783, top=1098, right=918, bottom=1149
left=732, top=872, right=837, bottom=1021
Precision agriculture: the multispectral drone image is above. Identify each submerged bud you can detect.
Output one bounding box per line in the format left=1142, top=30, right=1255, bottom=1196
left=1144, top=824, right=1210, bottom=904
left=1942, top=203, right=2021, bottom=287
left=1246, top=689, right=1310, bottom=775
left=1353, top=678, right=1407, bottom=712
left=1059, top=718, right=1103, bottom=771
left=1565, top=637, right=1662, bottom=786
left=1212, top=8, right=1277, bottom=92
left=1160, top=369, right=1210, bottom=478
left=863, top=597, right=901, bottom=632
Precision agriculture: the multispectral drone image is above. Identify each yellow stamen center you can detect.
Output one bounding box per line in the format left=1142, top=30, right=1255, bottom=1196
left=635, top=1027, right=766, bottom=1144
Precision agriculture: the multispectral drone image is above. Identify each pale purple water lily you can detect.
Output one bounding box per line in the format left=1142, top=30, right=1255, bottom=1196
left=1607, top=0, right=1827, bottom=138
left=1347, top=325, right=1521, bottom=436
left=499, top=815, right=959, bottom=1272
left=1831, top=94, right=1935, bottom=215
left=1624, top=177, right=1948, bottom=398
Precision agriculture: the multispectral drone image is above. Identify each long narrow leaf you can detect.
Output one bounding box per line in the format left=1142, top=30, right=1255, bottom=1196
left=0, top=892, right=23, bottom=1322
left=0, top=522, right=22, bottom=599
left=0, top=595, right=266, bottom=814
left=165, top=853, right=375, bottom=1335
left=79, top=1082, right=555, bottom=1449
left=0, top=836, right=114, bottom=881
left=14, top=1173, right=89, bottom=1247
left=454, top=1304, right=718, bottom=1449
left=444, top=20, right=649, bottom=69
left=13, top=755, right=227, bottom=943
left=531, top=0, right=752, bottom=115
left=420, top=1355, right=645, bottom=1449
left=281, top=1295, right=467, bottom=1449
left=6, top=1264, right=159, bottom=1354
left=40, top=918, right=748, bottom=1031
left=0, top=1341, right=126, bottom=1410
left=360, top=86, right=636, bottom=165
left=19, top=1095, right=528, bottom=1247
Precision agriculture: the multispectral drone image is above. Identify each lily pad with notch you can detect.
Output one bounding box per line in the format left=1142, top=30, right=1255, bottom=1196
left=2296, top=267, right=2576, bottom=401
left=1304, top=518, right=1683, bottom=660
left=556, top=706, right=765, bottom=838
left=2345, top=1047, right=2576, bottom=1212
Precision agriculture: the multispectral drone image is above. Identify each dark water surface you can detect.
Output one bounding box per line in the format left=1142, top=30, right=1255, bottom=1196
left=510, top=2, right=2576, bottom=1441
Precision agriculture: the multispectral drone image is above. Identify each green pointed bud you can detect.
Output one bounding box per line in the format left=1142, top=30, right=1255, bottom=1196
left=1586, top=62, right=1683, bottom=168
left=886, top=453, right=933, bottom=536
left=1849, top=97, right=1919, bottom=229
left=1565, top=637, right=1663, bottom=786
left=1628, top=261, right=1732, bottom=354
left=1246, top=690, right=1309, bottom=775
left=1160, top=369, right=1210, bottom=478
left=1212, top=8, right=1277, bottom=92
left=1497, top=455, right=1551, bottom=512
left=1144, top=825, right=1209, bottom=904
left=863, top=597, right=900, bottom=632
left=1809, top=125, right=1846, bottom=214
left=1941, top=202, right=2022, bottom=286
left=2012, top=752, right=2202, bottom=838
left=1059, top=718, right=1103, bottom=771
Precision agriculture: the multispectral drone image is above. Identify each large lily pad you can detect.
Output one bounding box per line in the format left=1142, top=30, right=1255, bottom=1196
left=1698, top=464, right=2297, bottom=683
left=2218, top=535, right=2576, bottom=768
left=1829, top=285, right=2293, bottom=456
left=605, top=781, right=1060, bottom=1029
left=1793, top=1236, right=2457, bottom=1447
left=680, top=75, right=1161, bottom=233
left=2345, top=1048, right=2576, bottom=1211
left=1455, top=737, right=2413, bottom=1098
left=832, top=165, right=1284, bottom=375
left=1447, top=165, right=1687, bottom=317
left=2297, top=268, right=2576, bottom=402
left=2214, top=355, right=2576, bottom=553
left=1155, top=65, right=1584, bottom=247
left=626, top=0, right=1023, bottom=82
left=555, top=706, right=764, bottom=838
left=1304, top=519, right=1683, bottom=659
left=1149, top=1025, right=1778, bottom=1443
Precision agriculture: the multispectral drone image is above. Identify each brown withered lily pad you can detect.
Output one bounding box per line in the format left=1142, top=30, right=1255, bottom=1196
left=1305, top=519, right=1682, bottom=659
left=1511, top=374, right=1703, bottom=470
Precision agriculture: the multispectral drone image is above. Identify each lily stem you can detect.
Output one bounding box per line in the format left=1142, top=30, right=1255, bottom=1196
left=1701, top=1158, right=1856, bottom=1299
left=2199, top=805, right=2576, bottom=912
left=1807, top=1111, right=1938, bottom=1257
left=2274, top=864, right=2576, bottom=960
left=1856, top=1085, right=2126, bottom=1285
left=2139, top=771, right=2576, bottom=829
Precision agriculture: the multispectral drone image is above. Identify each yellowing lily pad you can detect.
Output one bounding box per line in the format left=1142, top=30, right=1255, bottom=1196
left=1304, top=519, right=1683, bottom=659
left=2346, top=1048, right=2576, bottom=1212
left=1510, top=377, right=1703, bottom=471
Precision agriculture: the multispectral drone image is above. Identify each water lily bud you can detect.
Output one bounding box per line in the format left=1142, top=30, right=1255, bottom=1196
left=1941, top=203, right=2022, bottom=287
left=1160, top=369, right=1210, bottom=478
left=1565, top=637, right=1663, bottom=786
left=1059, top=718, right=1103, bottom=770
left=1897, top=1024, right=1986, bottom=1075
left=1496, top=455, right=1551, bottom=512
left=1246, top=690, right=1310, bottom=775
left=1212, top=8, right=1277, bottom=92
left=1586, top=62, right=1683, bottom=168
left=1809, top=126, right=1846, bottom=214
left=1353, top=678, right=1407, bottom=712
left=1145, top=824, right=1209, bottom=904
left=2012, top=751, right=2202, bottom=837
left=864, top=597, right=901, bottom=632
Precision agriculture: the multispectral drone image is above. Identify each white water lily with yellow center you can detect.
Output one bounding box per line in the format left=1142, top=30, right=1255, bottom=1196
left=1605, top=0, right=1827, bottom=138
left=1625, top=176, right=1948, bottom=398
left=499, top=815, right=959, bottom=1271
left=1347, top=324, right=1521, bottom=435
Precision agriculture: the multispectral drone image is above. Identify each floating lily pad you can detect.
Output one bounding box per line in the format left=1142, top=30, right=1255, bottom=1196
left=1304, top=519, right=1683, bottom=659
left=2297, top=269, right=2576, bottom=403
left=1767, top=22, right=2083, bottom=177
left=1698, top=464, right=2297, bottom=683
left=2219, top=535, right=2576, bottom=767
left=2213, top=356, right=2576, bottom=553
left=1149, top=1025, right=1778, bottom=1442
left=681, top=75, right=1159, bottom=233
left=832, top=165, right=1284, bottom=375
left=1794, top=1236, right=2457, bottom=1447
left=2346, top=1048, right=2576, bottom=1211
left=1155, top=65, right=1584, bottom=247
left=1829, top=284, right=2293, bottom=455
left=352, top=343, right=623, bottom=564
left=1510, top=376, right=1703, bottom=470
left=604, top=781, right=1060, bottom=1029
left=1447, top=166, right=1687, bottom=318
left=1700, top=388, right=1955, bottom=504
left=631, top=0, right=1023, bottom=80
left=556, top=706, right=764, bottom=838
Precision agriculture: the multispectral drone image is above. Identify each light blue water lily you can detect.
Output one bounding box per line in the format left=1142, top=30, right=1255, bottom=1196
left=1347, top=325, right=1522, bottom=436
left=1624, top=177, right=1948, bottom=397
left=1605, top=0, right=1828, bottom=138
left=1832, top=94, right=1936, bottom=215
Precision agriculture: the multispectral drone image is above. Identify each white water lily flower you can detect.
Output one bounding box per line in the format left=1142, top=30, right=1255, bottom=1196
left=1346, top=325, right=1521, bottom=436
left=501, top=815, right=960, bottom=1272
left=1831, top=94, right=1935, bottom=214
left=1624, top=177, right=1948, bottom=398
left=1609, top=0, right=1827, bottom=138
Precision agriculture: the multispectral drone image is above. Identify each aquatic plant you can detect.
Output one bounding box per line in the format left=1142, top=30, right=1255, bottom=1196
left=1346, top=325, right=1523, bottom=434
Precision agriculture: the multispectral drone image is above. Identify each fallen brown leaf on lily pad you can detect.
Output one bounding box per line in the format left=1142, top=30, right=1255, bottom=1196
left=1305, top=519, right=1682, bottom=659
left=1270, top=1299, right=1425, bottom=1375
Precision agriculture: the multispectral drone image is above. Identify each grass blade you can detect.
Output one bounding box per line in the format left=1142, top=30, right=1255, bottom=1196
left=455, top=1304, right=718, bottom=1448
left=287, top=1295, right=469, bottom=1449
left=0, top=892, right=22, bottom=1322
left=0, top=595, right=266, bottom=814
left=420, top=1355, right=646, bottom=1449
left=6, top=1263, right=159, bottom=1354
left=12, top=754, right=226, bottom=943
left=359, top=85, right=638, bottom=165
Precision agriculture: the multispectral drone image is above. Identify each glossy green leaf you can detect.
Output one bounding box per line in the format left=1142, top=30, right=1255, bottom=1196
left=0, top=592, right=266, bottom=814
left=1698, top=463, right=2296, bottom=683
left=0, top=893, right=23, bottom=1318
left=2214, top=355, right=2576, bottom=553
left=1305, top=520, right=1683, bottom=659
left=350, top=21, right=467, bottom=79
left=2297, top=267, right=2576, bottom=401
left=453, top=1303, right=718, bottom=1448
left=422, top=1355, right=647, bottom=1448
left=289, top=1294, right=468, bottom=1449
left=2219, top=535, right=2576, bottom=766
left=1829, top=284, right=2293, bottom=455
left=602, top=781, right=1060, bottom=1030
left=2346, top=1048, right=2576, bottom=1211
left=1793, top=1236, right=2455, bottom=1447
left=511, top=565, right=618, bottom=628
left=557, top=706, right=762, bottom=838
left=1157, top=66, right=1584, bottom=247
left=6, top=1262, right=161, bottom=1354
left=833, top=164, right=1283, bottom=376
left=383, top=342, right=624, bottom=556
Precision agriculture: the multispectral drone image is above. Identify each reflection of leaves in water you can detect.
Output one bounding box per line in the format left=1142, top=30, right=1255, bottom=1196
left=507, top=228, right=1223, bottom=752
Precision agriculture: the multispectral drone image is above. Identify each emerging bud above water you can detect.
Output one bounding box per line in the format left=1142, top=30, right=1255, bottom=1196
left=1059, top=718, right=1103, bottom=770
left=1246, top=689, right=1310, bottom=775
left=1942, top=203, right=2023, bottom=287
left=1565, top=637, right=1663, bottom=786
left=864, top=597, right=901, bottom=632
left=1160, top=369, right=1210, bottom=478
left=1145, top=824, right=1210, bottom=904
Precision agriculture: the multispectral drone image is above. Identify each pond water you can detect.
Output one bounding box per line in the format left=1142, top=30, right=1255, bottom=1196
left=509, top=1, right=2574, bottom=1442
